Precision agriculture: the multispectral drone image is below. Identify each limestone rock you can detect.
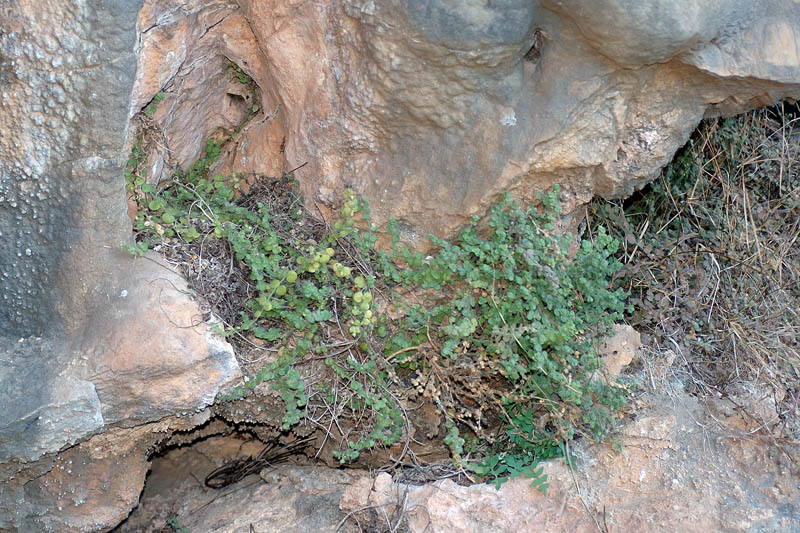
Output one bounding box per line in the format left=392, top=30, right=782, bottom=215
left=0, top=0, right=142, bottom=338
left=118, top=390, right=800, bottom=533
left=82, top=254, right=241, bottom=426
left=0, top=2, right=241, bottom=528
left=340, top=394, right=800, bottom=533
left=131, top=0, right=800, bottom=245
left=115, top=439, right=368, bottom=533
left=0, top=414, right=212, bottom=532
left=131, top=0, right=287, bottom=185
left=0, top=255, right=241, bottom=531
left=0, top=338, right=104, bottom=464
left=706, top=382, right=787, bottom=433
left=3, top=0, right=800, bottom=531
left=597, top=324, right=641, bottom=377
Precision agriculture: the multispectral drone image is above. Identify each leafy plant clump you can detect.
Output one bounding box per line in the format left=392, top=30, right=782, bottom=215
left=143, top=91, right=165, bottom=117
left=228, top=60, right=254, bottom=86
left=126, top=138, right=630, bottom=489
left=382, top=189, right=629, bottom=486
left=126, top=139, right=405, bottom=461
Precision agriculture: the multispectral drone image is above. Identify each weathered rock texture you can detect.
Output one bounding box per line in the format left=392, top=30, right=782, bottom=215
left=2, top=0, right=800, bottom=531
left=0, top=257, right=240, bottom=531
left=133, top=0, right=800, bottom=245
left=0, top=0, right=142, bottom=337
left=352, top=391, right=799, bottom=532
left=2, top=414, right=213, bottom=532
left=0, top=1, right=240, bottom=530
left=339, top=408, right=799, bottom=532
left=115, top=435, right=358, bottom=532
left=114, top=389, right=800, bottom=532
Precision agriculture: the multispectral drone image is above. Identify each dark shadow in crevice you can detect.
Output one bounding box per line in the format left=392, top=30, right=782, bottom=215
left=111, top=417, right=314, bottom=531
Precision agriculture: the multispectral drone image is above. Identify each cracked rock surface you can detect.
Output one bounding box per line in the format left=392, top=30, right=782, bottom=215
left=133, top=0, right=800, bottom=243
left=2, top=0, right=800, bottom=531
left=0, top=3, right=239, bottom=530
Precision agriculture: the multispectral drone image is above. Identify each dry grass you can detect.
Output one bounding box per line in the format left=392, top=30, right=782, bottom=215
left=589, top=104, right=800, bottom=449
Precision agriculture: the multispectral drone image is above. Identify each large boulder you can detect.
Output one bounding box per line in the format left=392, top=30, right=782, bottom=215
left=132, top=0, right=800, bottom=244
left=112, top=389, right=800, bottom=532
left=339, top=393, right=800, bottom=532
left=0, top=1, right=240, bottom=530
left=0, top=254, right=241, bottom=531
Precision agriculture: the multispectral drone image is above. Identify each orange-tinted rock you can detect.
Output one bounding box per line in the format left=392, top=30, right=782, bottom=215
left=81, top=253, right=241, bottom=425
left=3, top=1, right=800, bottom=531
left=3, top=414, right=211, bottom=532
left=598, top=324, right=641, bottom=377
left=340, top=393, right=799, bottom=533
left=0, top=252, right=241, bottom=530
left=131, top=0, right=800, bottom=245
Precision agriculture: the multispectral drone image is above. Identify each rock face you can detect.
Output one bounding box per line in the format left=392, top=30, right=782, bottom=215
left=597, top=324, right=641, bottom=377
left=133, top=0, right=800, bottom=244
left=340, top=392, right=800, bottom=533
left=4, top=416, right=209, bottom=532
left=0, top=1, right=240, bottom=530
left=115, top=435, right=361, bottom=532
left=0, top=256, right=240, bottom=531
left=114, top=389, right=800, bottom=532
left=2, top=0, right=800, bottom=531
left=0, top=0, right=143, bottom=337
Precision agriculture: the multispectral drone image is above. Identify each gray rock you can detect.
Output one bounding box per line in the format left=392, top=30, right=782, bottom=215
left=0, top=0, right=143, bottom=338
left=1, top=0, right=799, bottom=530
left=156, top=0, right=800, bottom=243
left=0, top=2, right=241, bottom=530
left=0, top=339, right=103, bottom=463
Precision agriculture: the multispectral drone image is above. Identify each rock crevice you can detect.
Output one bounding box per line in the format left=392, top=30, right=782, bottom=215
left=1, top=0, right=800, bottom=530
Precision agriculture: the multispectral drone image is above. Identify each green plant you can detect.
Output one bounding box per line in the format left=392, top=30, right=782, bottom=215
left=228, top=60, right=253, bottom=86
left=126, top=138, right=404, bottom=458
left=127, top=132, right=630, bottom=478
left=381, top=187, right=629, bottom=487
left=326, top=356, right=405, bottom=463
left=143, top=91, right=165, bottom=117
left=121, top=241, right=148, bottom=257
left=443, top=419, right=465, bottom=467
left=470, top=452, right=551, bottom=493
left=166, top=515, right=189, bottom=533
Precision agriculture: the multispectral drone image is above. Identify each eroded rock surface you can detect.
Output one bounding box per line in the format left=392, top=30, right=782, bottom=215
left=598, top=323, right=641, bottom=377
left=3, top=0, right=800, bottom=531
left=0, top=0, right=142, bottom=337
left=1, top=1, right=241, bottom=530
left=133, top=0, right=800, bottom=244
left=115, top=435, right=361, bottom=532
left=0, top=256, right=240, bottom=531
left=339, top=394, right=800, bottom=532
left=111, top=389, right=800, bottom=532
